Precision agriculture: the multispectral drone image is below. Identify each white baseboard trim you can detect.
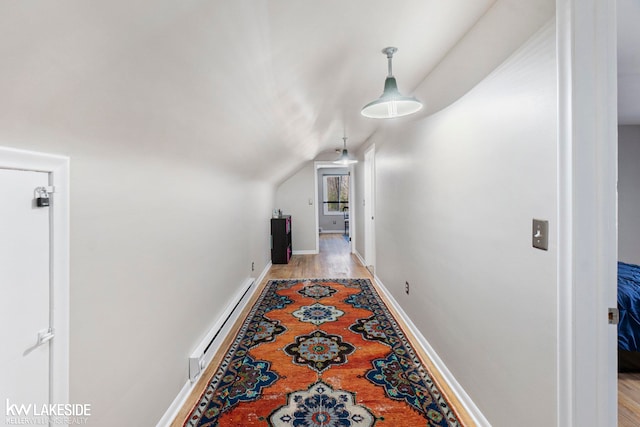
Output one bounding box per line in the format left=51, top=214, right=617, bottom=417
left=319, top=230, right=344, bottom=234
left=156, top=272, right=267, bottom=427
left=256, top=260, right=272, bottom=285
left=156, top=378, right=192, bottom=427
left=354, top=251, right=375, bottom=275
left=292, top=250, right=318, bottom=255
left=371, top=274, right=490, bottom=427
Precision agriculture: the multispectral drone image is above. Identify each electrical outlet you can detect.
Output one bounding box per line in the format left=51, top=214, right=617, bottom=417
left=405, top=281, right=410, bottom=295
left=251, top=261, right=255, bottom=272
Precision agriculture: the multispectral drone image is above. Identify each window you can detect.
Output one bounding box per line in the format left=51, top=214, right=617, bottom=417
left=323, top=174, right=349, bottom=215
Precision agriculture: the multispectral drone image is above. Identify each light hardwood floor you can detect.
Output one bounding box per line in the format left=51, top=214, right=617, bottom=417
left=268, top=233, right=370, bottom=279
left=620, top=373, right=640, bottom=426
left=171, top=234, right=474, bottom=426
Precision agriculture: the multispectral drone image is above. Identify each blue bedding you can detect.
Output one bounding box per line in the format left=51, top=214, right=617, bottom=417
left=618, top=262, right=640, bottom=351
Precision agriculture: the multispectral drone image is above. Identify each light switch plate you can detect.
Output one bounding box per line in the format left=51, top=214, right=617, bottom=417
left=532, top=219, right=549, bottom=250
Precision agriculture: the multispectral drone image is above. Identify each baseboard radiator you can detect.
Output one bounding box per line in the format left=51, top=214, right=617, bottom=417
left=188, top=278, right=255, bottom=382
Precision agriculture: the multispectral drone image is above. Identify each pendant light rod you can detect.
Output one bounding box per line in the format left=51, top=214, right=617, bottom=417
left=383, top=47, right=397, bottom=77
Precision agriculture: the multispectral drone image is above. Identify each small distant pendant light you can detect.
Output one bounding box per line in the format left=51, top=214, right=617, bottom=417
left=334, top=136, right=358, bottom=165
left=361, top=47, right=423, bottom=119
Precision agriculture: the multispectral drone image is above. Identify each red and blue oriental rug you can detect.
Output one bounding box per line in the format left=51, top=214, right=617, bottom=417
left=184, top=278, right=464, bottom=426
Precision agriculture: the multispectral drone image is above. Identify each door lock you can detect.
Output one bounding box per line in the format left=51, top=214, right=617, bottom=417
left=34, top=187, right=51, bottom=207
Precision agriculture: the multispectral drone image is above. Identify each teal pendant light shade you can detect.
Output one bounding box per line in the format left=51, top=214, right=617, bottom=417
left=361, top=47, right=423, bottom=119
left=334, top=137, right=358, bottom=165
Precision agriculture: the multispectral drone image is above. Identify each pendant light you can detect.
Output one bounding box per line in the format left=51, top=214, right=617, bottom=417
left=334, top=136, right=358, bottom=165
left=361, top=47, right=423, bottom=119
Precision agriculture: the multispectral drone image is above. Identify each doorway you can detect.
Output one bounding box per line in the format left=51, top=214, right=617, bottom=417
left=363, top=145, right=376, bottom=274
left=314, top=162, right=354, bottom=255
left=617, top=0, right=640, bottom=424
left=0, top=147, right=70, bottom=419
left=617, top=127, right=640, bottom=426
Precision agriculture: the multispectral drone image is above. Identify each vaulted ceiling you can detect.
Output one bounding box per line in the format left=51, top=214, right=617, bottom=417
left=0, top=1, right=558, bottom=183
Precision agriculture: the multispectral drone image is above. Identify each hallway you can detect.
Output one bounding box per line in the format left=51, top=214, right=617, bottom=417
left=172, top=234, right=472, bottom=426
left=270, top=234, right=364, bottom=280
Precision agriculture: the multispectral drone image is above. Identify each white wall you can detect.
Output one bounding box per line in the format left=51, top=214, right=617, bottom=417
left=70, top=155, right=274, bottom=426
left=0, top=142, right=275, bottom=426
left=356, top=22, right=558, bottom=426
left=0, top=27, right=276, bottom=427
left=275, top=162, right=317, bottom=252
left=248, top=181, right=277, bottom=272
left=619, top=125, right=640, bottom=265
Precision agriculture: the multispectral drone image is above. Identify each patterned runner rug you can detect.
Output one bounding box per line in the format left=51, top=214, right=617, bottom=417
left=184, top=278, right=463, bottom=426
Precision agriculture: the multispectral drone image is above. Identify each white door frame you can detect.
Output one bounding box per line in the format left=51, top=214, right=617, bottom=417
left=363, top=145, right=376, bottom=272
left=314, top=161, right=355, bottom=254
left=0, top=146, right=70, bottom=413
left=556, top=1, right=617, bottom=426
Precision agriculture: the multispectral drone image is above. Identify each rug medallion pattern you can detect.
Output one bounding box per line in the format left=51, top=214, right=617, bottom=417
left=185, top=278, right=462, bottom=426
left=292, top=303, right=345, bottom=326
left=283, top=330, right=356, bottom=373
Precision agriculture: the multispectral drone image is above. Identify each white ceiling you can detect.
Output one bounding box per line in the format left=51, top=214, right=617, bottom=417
left=0, top=1, right=556, bottom=183
left=618, top=0, right=640, bottom=125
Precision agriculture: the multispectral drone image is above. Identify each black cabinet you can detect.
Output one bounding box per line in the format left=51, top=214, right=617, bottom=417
left=271, top=215, right=292, bottom=264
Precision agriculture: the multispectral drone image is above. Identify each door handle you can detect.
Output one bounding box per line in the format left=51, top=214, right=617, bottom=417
left=37, top=328, right=55, bottom=346
left=23, top=328, right=55, bottom=356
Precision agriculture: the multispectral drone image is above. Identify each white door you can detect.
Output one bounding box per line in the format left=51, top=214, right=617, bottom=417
left=363, top=145, right=376, bottom=273
left=347, top=168, right=354, bottom=253
left=0, top=168, right=52, bottom=419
